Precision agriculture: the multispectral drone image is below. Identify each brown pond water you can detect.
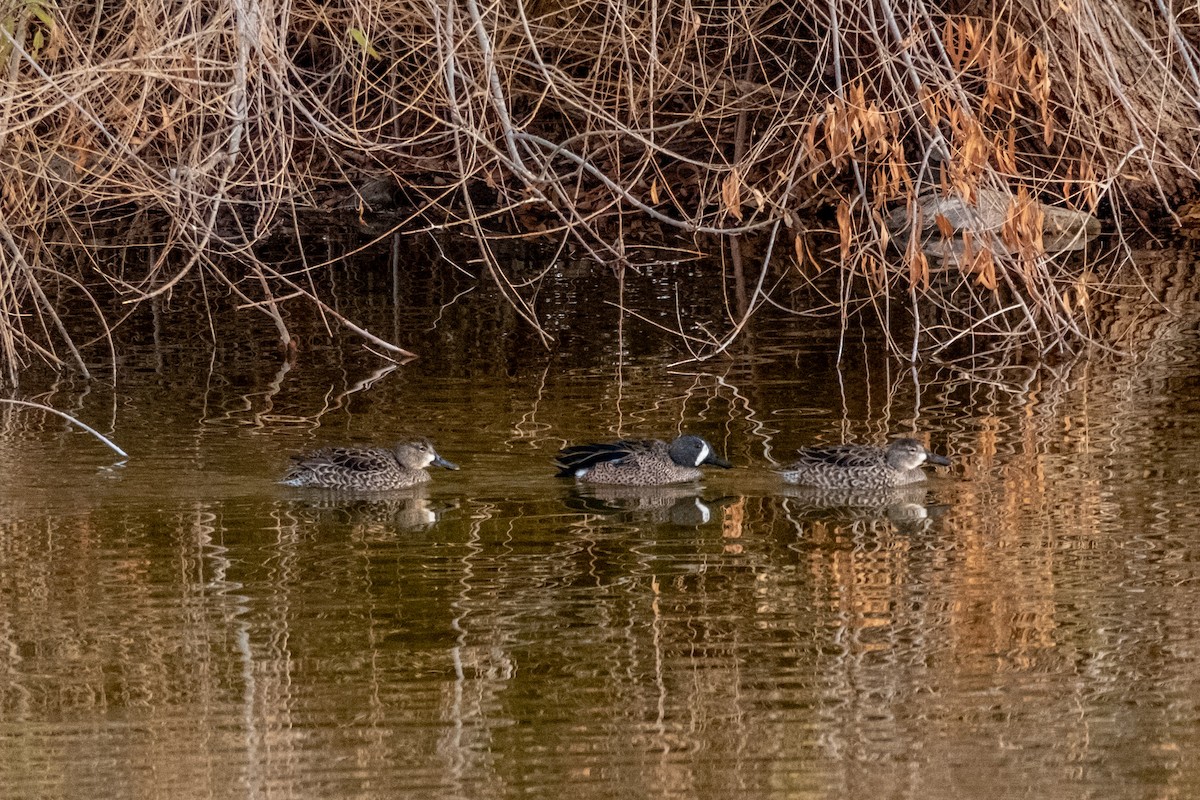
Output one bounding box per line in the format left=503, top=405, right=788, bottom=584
left=2, top=240, right=1200, bottom=799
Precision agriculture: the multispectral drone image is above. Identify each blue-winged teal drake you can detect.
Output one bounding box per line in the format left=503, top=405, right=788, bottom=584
left=778, top=438, right=950, bottom=490
left=555, top=435, right=732, bottom=485
left=282, top=439, right=458, bottom=490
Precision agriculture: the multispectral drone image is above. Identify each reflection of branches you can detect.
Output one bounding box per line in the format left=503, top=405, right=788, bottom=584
left=511, top=362, right=555, bottom=448
left=204, top=360, right=398, bottom=430
left=689, top=370, right=778, bottom=465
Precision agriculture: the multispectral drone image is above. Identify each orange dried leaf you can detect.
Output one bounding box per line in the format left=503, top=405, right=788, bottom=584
left=804, top=116, right=821, bottom=159
left=864, top=255, right=880, bottom=284
left=722, top=168, right=743, bottom=221
left=971, top=248, right=997, bottom=290
left=905, top=213, right=922, bottom=257
left=873, top=208, right=890, bottom=250
left=920, top=87, right=940, bottom=128
left=795, top=233, right=815, bottom=271
left=935, top=213, right=954, bottom=239
left=1003, top=127, right=1017, bottom=173
left=944, top=19, right=960, bottom=68
left=850, top=81, right=865, bottom=108
left=909, top=248, right=929, bottom=289
left=837, top=201, right=852, bottom=262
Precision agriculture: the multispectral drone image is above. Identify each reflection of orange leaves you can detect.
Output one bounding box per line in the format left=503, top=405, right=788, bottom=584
left=1177, top=201, right=1200, bottom=228
left=1064, top=270, right=1096, bottom=314
left=722, top=168, right=743, bottom=221
left=723, top=497, right=745, bottom=540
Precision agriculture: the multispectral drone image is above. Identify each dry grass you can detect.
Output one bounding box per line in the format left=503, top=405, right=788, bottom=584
left=1, top=0, right=1198, bottom=382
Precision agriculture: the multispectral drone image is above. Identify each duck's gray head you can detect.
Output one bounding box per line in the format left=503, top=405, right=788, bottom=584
left=396, top=439, right=459, bottom=471
left=669, top=435, right=732, bottom=469
left=887, top=438, right=950, bottom=471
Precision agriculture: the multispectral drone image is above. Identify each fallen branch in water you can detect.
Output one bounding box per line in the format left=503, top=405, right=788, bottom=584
left=0, top=399, right=129, bottom=459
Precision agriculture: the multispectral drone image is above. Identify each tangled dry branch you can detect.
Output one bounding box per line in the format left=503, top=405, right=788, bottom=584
left=1, top=0, right=1198, bottom=382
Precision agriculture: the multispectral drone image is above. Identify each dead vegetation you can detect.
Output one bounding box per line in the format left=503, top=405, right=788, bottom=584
left=1, top=0, right=1198, bottom=383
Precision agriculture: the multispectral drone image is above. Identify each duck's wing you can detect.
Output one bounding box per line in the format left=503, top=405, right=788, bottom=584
left=292, top=447, right=391, bottom=473
left=792, top=444, right=882, bottom=470
left=554, top=439, right=655, bottom=477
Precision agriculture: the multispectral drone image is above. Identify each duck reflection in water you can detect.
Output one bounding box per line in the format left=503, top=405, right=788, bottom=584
left=289, top=491, right=459, bottom=532
left=565, top=484, right=721, bottom=527
left=774, top=438, right=952, bottom=533
left=779, top=483, right=943, bottom=533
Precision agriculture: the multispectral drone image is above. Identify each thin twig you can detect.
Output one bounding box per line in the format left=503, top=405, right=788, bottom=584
left=1, top=398, right=128, bottom=458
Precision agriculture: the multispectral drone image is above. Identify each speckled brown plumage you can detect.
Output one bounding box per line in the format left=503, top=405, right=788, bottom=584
left=778, top=438, right=950, bottom=490
left=282, top=439, right=457, bottom=490
left=555, top=435, right=731, bottom=486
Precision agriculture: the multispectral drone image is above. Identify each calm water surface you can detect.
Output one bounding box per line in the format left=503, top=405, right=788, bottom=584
left=2, top=246, right=1200, bottom=799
